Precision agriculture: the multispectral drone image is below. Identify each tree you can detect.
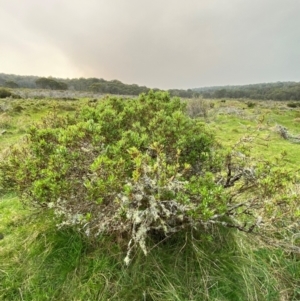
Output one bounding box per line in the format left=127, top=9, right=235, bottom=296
left=214, top=89, right=227, bottom=98
left=4, top=81, right=19, bottom=89
left=35, top=77, right=68, bottom=90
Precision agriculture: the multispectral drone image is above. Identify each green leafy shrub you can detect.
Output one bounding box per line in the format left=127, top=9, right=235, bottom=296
left=0, top=88, right=12, bottom=98
left=0, top=91, right=298, bottom=264
left=287, top=102, right=300, bottom=108
left=0, top=88, right=21, bottom=99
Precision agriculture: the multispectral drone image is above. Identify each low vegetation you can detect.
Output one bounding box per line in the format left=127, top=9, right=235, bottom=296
left=0, top=92, right=300, bottom=300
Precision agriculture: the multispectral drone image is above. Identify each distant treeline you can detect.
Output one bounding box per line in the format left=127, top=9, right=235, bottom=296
left=0, top=73, right=194, bottom=98
left=1, top=73, right=300, bottom=100
left=193, top=82, right=300, bottom=101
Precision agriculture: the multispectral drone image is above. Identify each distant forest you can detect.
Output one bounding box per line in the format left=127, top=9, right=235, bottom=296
left=0, top=73, right=193, bottom=98
left=194, top=82, right=300, bottom=101
left=1, top=73, right=300, bottom=100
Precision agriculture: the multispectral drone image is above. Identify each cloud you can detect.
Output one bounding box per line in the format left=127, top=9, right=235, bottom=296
left=1, top=0, right=300, bottom=88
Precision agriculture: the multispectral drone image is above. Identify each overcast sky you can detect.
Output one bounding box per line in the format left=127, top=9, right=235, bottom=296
left=1, top=0, right=300, bottom=89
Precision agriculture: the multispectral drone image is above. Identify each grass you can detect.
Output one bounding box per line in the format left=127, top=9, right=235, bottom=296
left=1, top=194, right=298, bottom=301
left=195, top=99, right=300, bottom=170
left=1, top=95, right=300, bottom=300
left=0, top=98, right=81, bottom=152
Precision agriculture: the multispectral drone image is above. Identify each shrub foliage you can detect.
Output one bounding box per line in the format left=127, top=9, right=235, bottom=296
left=0, top=91, right=298, bottom=263
left=0, top=88, right=12, bottom=98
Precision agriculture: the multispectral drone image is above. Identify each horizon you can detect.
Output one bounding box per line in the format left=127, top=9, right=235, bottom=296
left=2, top=72, right=300, bottom=91
left=1, top=0, right=300, bottom=90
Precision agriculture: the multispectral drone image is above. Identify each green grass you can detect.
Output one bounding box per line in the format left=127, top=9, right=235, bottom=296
left=200, top=99, right=300, bottom=170
left=2, top=194, right=299, bottom=300
left=1, top=95, right=300, bottom=300
left=0, top=98, right=80, bottom=152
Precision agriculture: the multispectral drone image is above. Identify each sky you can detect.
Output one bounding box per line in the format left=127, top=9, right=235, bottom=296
left=1, top=0, right=300, bottom=89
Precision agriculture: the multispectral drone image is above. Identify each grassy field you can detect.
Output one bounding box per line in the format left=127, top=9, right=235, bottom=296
left=1, top=95, right=300, bottom=300
left=193, top=98, right=300, bottom=169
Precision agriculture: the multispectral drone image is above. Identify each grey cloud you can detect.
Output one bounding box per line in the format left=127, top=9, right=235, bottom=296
left=1, top=0, right=300, bottom=88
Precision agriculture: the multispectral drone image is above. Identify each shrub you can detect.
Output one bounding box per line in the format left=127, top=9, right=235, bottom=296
left=12, top=105, right=24, bottom=113
left=0, top=88, right=12, bottom=98
left=287, top=102, right=300, bottom=108
left=0, top=88, right=21, bottom=99
left=247, top=101, right=256, bottom=108
left=186, top=98, right=209, bottom=118
left=0, top=91, right=298, bottom=264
